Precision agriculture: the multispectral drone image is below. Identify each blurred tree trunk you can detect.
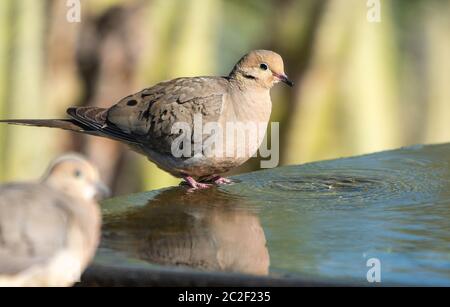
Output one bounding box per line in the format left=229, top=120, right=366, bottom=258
left=270, top=0, right=327, bottom=165
left=0, top=0, right=13, bottom=180
left=4, top=0, right=51, bottom=180
left=424, top=2, right=450, bottom=144
left=76, top=2, right=147, bottom=194
left=284, top=0, right=401, bottom=164
left=44, top=0, right=83, bottom=152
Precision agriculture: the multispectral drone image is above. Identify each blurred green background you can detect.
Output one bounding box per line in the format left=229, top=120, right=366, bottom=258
left=0, top=0, right=449, bottom=195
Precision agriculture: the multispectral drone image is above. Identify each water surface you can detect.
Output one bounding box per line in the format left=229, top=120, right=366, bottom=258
left=97, top=143, right=450, bottom=285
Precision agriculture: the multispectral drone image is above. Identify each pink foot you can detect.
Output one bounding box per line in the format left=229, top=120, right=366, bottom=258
left=211, top=176, right=233, bottom=185
left=183, top=176, right=212, bottom=190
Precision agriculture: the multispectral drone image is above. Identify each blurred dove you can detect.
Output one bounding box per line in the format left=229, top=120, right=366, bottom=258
left=0, top=154, right=109, bottom=287
left=0, top=50, right=292, bottom=189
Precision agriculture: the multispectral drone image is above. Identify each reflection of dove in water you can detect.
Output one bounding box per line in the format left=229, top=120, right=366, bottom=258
left=104, top=188, right=270, bottom=276
left=0, top=154, right=109, bottom=287
left=0, top=50, right=292, bottom=189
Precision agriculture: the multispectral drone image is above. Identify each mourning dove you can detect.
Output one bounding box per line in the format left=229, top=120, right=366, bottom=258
left=0, top=154, right=109, bottom=287
left=0, top=50, right=292, bottom=189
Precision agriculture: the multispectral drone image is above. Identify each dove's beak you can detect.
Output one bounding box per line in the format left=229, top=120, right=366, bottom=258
left=95, top=181, right=111, bottom=200
left=274, top=73, right=294, bottom=87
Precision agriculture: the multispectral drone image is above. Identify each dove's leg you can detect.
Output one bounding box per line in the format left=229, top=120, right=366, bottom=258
left=183, top=176, right=211, bottom=189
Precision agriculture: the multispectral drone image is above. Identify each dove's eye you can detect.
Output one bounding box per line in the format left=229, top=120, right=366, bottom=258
left=74, top=169, right=83, bottom=179
left=260, top=63, right=268, bottom=71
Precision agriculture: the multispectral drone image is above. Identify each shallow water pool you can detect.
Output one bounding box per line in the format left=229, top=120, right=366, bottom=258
left=94, top=143, right=450, bottom=286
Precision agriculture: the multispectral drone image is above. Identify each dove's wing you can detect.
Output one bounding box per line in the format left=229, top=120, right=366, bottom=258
left=0, top=183, right=76, bottom=275
left=67, top=76, right=229, bottom=153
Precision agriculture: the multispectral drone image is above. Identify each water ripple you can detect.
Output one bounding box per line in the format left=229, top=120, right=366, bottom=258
left=229, top=166, right=445, bottom=207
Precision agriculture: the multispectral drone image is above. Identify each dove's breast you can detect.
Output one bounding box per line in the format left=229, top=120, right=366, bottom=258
left=215, top=87, right=272, bottom=164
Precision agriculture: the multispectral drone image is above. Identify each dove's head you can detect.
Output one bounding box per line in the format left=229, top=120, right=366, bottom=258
left=42, top=153, right=110, bottom=201
left=229, top=50, right=293, bottom=89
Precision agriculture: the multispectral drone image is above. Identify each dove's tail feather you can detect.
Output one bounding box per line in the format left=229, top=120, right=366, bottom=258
left=0, top=118, right=100, bottom=135
left=0, top=107, right=141, bottom=144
